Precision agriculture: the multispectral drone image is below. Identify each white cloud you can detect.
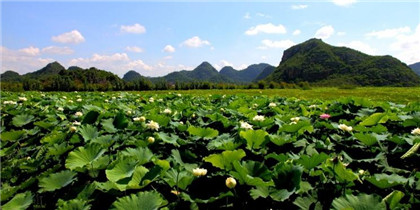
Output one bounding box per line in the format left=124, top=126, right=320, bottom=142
left=245, top=23, right=287, bottom=35
left=18, top=46, right=40, bottom=56
left=181, top=36, right=211, bottom=48
left=42, top=46, right=74, bottom=55
left=258, top=39, right=295, bottom=49
left=315, top=25, right=335, bottom=39
left=365, top=26, right=411, bottom=39
left=120, top=23, right=146, bottom=34
left=331, top=0, right=357, bottom=7
left=291, top=4, right=308, bottom=10
left=163, top=45, right=176, bottom=53
left=125, top=46, right=144, bottom=53
left=52, top=30, right=85, bottom=44
left=244, top=12, right=251, bottom=19
left=390, top=24, right=420, bottom=64
left=338, top=41, right=378, bottom=55
left=292, top=30, right=301, bottom=36
left=214, top=60, right=247, bottom=70
left=256, top=13, right=271, bottom=18
left=337, top=32, right=346, bottom=36
left=1, top=46, right=54, bottom=74
left=163, top=56, right=173, bottom=60
left=68, top=52, right=152, bottom=76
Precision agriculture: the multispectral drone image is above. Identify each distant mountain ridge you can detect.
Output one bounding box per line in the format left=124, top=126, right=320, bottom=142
left=2, top=38, right=420, bottom=88
left=409, top=62, right=420, bottom=76
left=266, top=38, right=420, bottom=86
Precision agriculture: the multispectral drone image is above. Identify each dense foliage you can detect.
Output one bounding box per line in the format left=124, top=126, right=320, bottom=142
left=266, top=38, right=420, bottom=86
left=1, top=91, right=419, bottom=209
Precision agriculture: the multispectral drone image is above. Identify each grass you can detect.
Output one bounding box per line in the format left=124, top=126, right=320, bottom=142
left=145, top=87, right=420, bottom=103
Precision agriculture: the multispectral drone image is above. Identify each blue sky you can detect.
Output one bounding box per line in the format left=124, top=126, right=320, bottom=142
left=1, top=0, right=419, bottom=77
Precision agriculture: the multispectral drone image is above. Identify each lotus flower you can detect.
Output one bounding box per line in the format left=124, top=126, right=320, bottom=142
left=320, top=113, right=331, bottom=119
left=225, top=177, right=237, bottom=189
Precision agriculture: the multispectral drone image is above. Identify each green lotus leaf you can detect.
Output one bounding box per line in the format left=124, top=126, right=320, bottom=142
left=332, top=193, right=386, bottom=210
left=101, top=118, right=117, bottom=133
left=203, top=149, right=246, bottom=170
left=56, top=198, right=91, bottom=210
left=65, top=144, right=106, bottom=171
left=81, top=110, right=100, bottom=124
left=240, top=129, right=268, bottom=150
left=113, top=112, right=129, bottom=130
left=78, top=124, right=99, bottom=142
left=297, top=153, right=329, bottom=170
left=111, top=191, right=168, bottom=210
left=106, top=158, right=138, bottom=183
left=366, top=174, right=408, bottom=189
left=354, top=133, right=378, bottom=146
left=359, top=112, right=388, bottom=126
left=1, top=130, right=26, bottom=141
left=39, top=170, right=77, bottom=192
left=2, top=191, right=33, bottom=210
left=121, top=147, right=153, bottom=165
left=12, top=114, right=35, bottom=127
left=187, top=125, right=219, bottom=139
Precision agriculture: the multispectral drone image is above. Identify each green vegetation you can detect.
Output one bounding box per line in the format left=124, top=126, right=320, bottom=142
left=145, top=87, right=420, bottom=103
left=1, top=91, right=420, bottom=209
left=266, top=38, right=420, bottom=86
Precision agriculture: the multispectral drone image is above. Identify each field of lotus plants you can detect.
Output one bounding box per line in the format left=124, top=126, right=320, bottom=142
left=1, top=91, right=419, bottom=209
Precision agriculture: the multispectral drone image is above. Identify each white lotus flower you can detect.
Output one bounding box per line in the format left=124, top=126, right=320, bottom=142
left=70, top=126, right=77, bottom=132
left=62, top=96, right=67, bottom=99
left=68, top=100, right=73, bottom=103
left=177, top=94, right=182, bottom=97
left=412, top=128, right=420, bottom=135
left=76, top=98, right=82, bottom=102
left=74, top=112, right=83, bottom=117
left=18, top=97, right=27, bottom=102
left=338, top=124, right=353, bottom=132
left=240, top=121, right=253, bottom=130
left=57, top=107, right=64, bottom=111
left=157, top=99, right=163, bottom=102
left=127, top=110, right=132, bottom=115
left=149, top=97, right=154, bottom=103
left=163, top=109, right=172, bottom=114
left=72, top=121, right=81, bottom=126
left=104, top=99, right=109, bottom=103
left=139, top=116, right=146, bottom=122
left=225, top=177, right=237, bottom=189
left=268, top=102, right=276, bottom=107
left=253, top=115, right=265, bottom=121
left=192, top=168, right=207, bottom=177
left=112, top=97, right=116, bottom=100
left=291, top=117, right=300, bottom=123
left=146, top=120, right=159, bottom=131
left=309, top=104, right=317, bottom=109
left=3, top=101, right=17, bottom=105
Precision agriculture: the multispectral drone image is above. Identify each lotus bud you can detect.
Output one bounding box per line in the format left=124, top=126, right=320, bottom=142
left=226, top=177, right=237, bottom=189
left=70, top=126, right=77, bottom=132
left=147, top=136, right=155, bottom=143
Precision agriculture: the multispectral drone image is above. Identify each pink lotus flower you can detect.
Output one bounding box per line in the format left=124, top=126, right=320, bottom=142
left=320, top=113, right=331, bottom=119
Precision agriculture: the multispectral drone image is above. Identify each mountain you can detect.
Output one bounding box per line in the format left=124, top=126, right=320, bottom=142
left=0, top=70, right=22, bottom=82
left=219, top=63, right=271, bottom=83
left=409, top=62, right=420, bottom=76
left=25, top=61, right=65, bottom=79
left=162, top=61, right=233, bottom=83
left=266, top=38, right=420, bottom=86
left=254, top=66, right=275, bottom=81
left=123, top=70, right=144, bottom=82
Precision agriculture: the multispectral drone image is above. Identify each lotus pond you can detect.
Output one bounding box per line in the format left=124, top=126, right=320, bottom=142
left=1, top=91, right=419, bottom=209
